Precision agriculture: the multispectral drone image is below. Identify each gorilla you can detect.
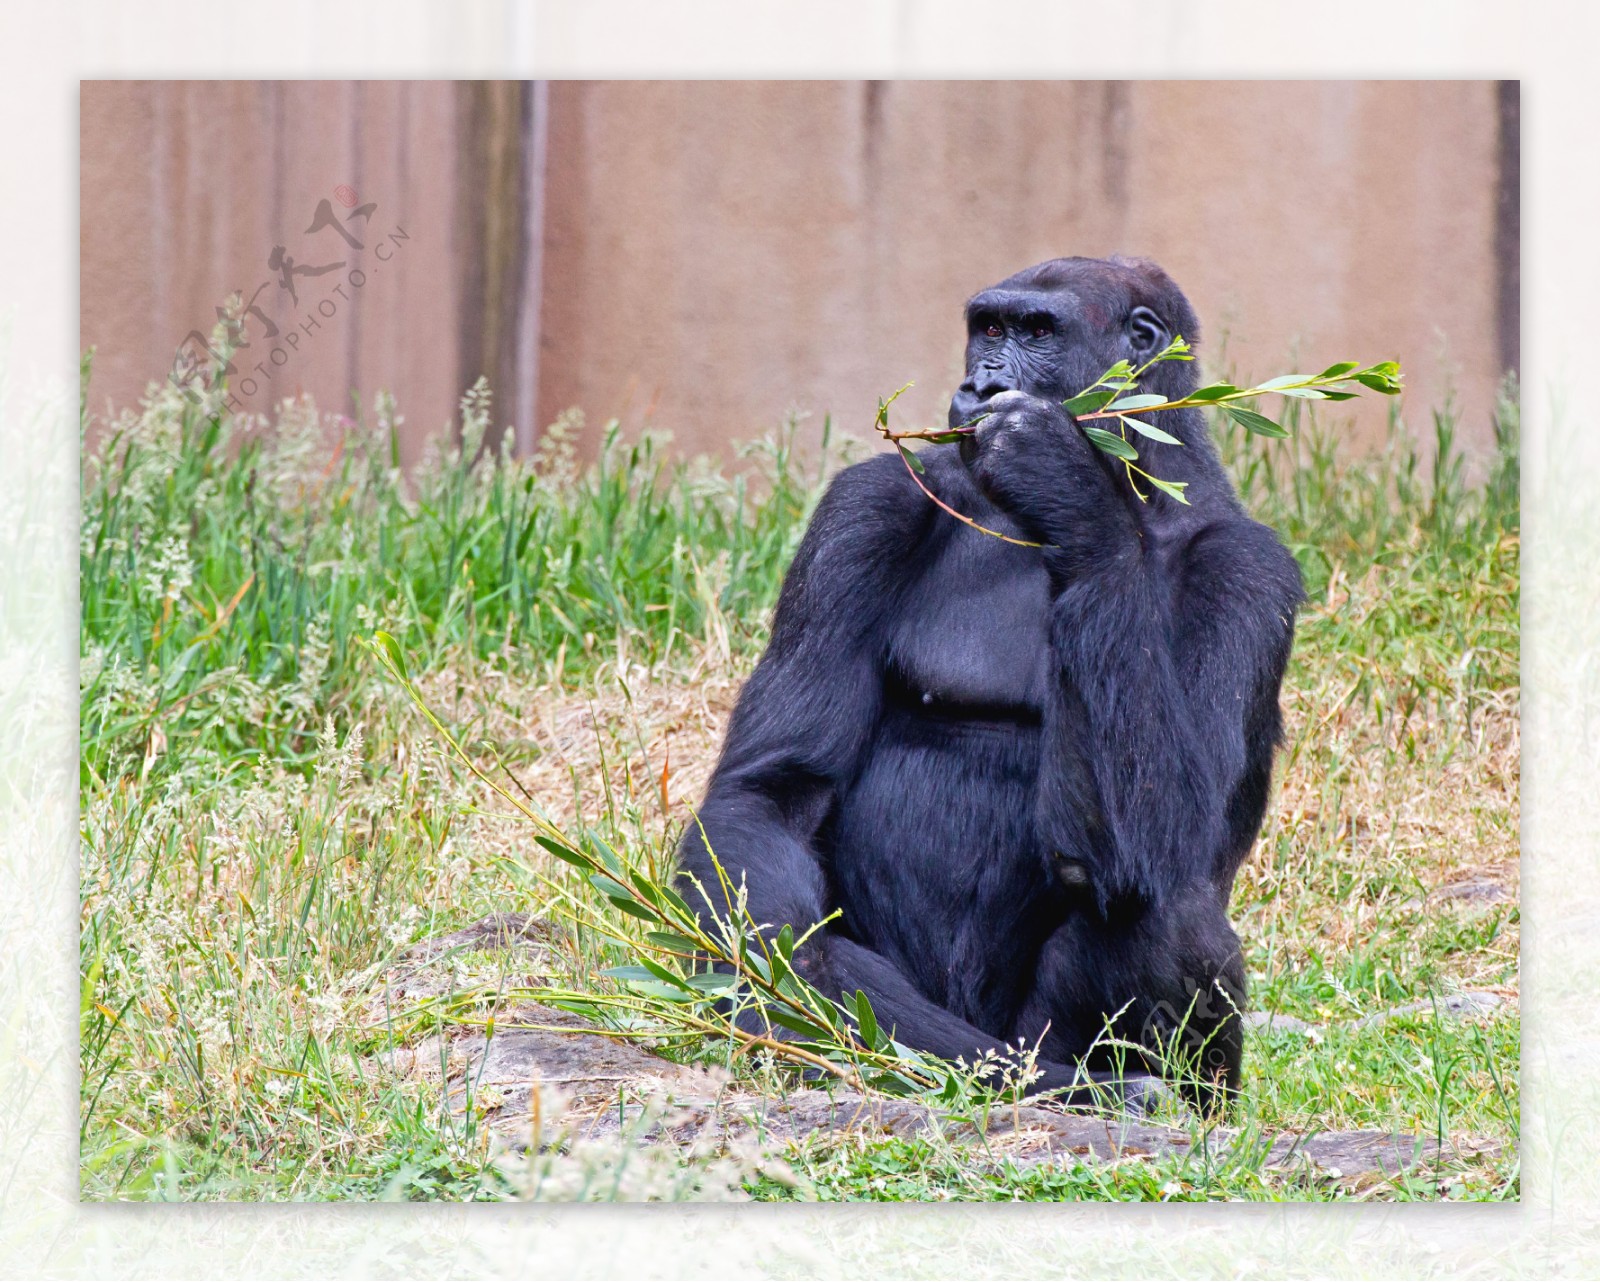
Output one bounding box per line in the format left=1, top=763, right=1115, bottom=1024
left=677, top=255, right=1302, bottom=1112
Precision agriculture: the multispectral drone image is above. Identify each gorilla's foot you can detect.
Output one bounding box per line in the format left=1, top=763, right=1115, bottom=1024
left=1114, top=1073, right=1174, bottom=1118
left=1025, top=1069, right=1173, bottom=1118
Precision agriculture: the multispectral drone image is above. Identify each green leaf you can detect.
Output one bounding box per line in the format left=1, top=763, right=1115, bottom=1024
left=864, top=1071, right=919, bottom=1096
left=371, top=630, right=408, bottom=681
left=589, top=872, right=659, bottom=920
left=1260, top=374, right=1312, bottom=390
left=655, top=882, right=697, bottom=922
left=1223, top=405, right=1290, bottom=438
left=1319, top=390, right=1358, bottom=401
left=888, top=1038, right=923, bottom=1063
left=1061, top=388, right=1118, bottom=416
left=775, top=924, right=796, bottom=958
left=545, top=997, right=607, bottom=1022
left=896, top=442, right=926, bottom=475
left=1185, top=382, right=1239, bottom=403
left=1147, top=476, right=1191, bottom=505
left=685, top=971, right=737, bottom=994
left=639, top=957, right=697, bottom=991
left=1083, top=426, right=1139, bottom=460
left=766, top=1007, right=831, bottom=1041
left=1106, top=393, right=1169, bottom=412
left=535, top=835, right=592, bottom=870
left=585, top=833, right=623, bottom=875
left=854, top=990, right=882, bottom=1049
left=1275, top=387, right=1327, bottom=399
left=602, top=965, right=660, bottom=984
left=1318, top=360, right=1359, bottom=379
left=645, top=930, right=703, bottom=953
left=875, top=381, right=913, bottom=429
left=602, top=968, right=696, bottom=1001
left=627, top=869, right=666, bottom=905
left=1354, top=371, right=1402, bottom=394
left=1121, top=416, right=1183, bottom=445
left=768, top=950, right=796, bottom=990
left=618, top=979, right=698, bottom=1002
left=589, top=873, right=632, bottom=901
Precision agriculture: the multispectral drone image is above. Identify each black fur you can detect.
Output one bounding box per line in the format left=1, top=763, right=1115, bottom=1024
left=677, top=257, right=1302, bottom=1110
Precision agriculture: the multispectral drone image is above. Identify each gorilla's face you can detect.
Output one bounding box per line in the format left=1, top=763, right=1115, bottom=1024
left=948, top=279, right=1172, bottom=429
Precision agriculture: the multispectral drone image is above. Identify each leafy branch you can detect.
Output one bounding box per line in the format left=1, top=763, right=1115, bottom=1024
left=361, top=630, right=1050, bottom=1103
left=875, top=341, right=1402, bottom=531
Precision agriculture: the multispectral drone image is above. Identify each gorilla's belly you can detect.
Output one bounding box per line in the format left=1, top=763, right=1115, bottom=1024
left=828, top=711, right=1058, bottom=1033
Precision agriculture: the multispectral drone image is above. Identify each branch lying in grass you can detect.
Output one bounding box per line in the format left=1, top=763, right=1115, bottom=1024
left=875, top=343, right=1403, bottom=538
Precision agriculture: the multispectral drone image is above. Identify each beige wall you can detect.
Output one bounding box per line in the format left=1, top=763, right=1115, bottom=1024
left=81, top=82, right=468, bottom=463
left=82, top=81, right=1517, bottom=465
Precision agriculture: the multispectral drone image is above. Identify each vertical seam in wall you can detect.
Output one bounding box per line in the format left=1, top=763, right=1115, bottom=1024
left=861, top=80, right=885, bottom=403
left=454, top=82, right=482, bottom=444
left=517, top=80, right=549, bottom=458
left=1493, top=80, right=1520, bottom=381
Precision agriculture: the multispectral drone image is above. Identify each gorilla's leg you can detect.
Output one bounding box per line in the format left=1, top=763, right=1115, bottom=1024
left=804, top=935, right=1168, bottom=1114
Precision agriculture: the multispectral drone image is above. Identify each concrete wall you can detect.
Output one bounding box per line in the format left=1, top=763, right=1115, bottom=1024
left=81, top=80, right=1518, bottom=464
left=81, top=82, right=469, bottom=463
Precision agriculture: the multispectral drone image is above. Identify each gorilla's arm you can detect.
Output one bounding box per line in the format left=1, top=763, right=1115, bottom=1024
left=676, top=455, right=913, bottom=939
left=1037, top=516, right=1300, bottom=910
left=1164, top=517, right=1302, bottom=886
left=965, top=395, right=1302, bottom=913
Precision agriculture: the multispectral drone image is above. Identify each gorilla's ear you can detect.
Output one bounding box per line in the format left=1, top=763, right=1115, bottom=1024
left=1127, top=305, right=1170, bottom=356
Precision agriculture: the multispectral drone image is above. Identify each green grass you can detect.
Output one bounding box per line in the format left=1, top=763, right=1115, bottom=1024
left=79, top=376, right=822, bottom=788
left=78, top=365, right=1520, bottom=1201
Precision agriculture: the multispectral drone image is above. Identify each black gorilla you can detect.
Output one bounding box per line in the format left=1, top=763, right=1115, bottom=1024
left=677, top=256, right=1302, bottom=1111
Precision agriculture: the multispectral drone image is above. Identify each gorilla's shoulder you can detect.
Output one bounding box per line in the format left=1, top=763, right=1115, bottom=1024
left=821, top=445, right=971, bottom=509
left=824, top=449, right=920, bottom=496
left=798, top=447, right=955, bottom=561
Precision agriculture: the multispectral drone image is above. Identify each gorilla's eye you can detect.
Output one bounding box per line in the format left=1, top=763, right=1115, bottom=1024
left=984, top=323, right=1003, bottom=339
left=1032, top=323, right=1054, bottom=339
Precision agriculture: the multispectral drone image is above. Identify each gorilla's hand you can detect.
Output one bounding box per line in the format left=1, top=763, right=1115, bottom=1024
left=958, top=390, right=1138, bottom=562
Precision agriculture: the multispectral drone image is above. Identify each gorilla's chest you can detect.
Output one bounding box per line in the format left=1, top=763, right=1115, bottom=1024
left=884, top=533, right=1053, bottom=717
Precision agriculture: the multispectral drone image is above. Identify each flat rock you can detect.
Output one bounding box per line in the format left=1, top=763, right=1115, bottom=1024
left=1242, top=1010, right=1317, bottom=1035
left=401, top=911, right=559, bottom=961
left=1359, top=991, right=1506, bottom=1027
left=378, top=916, right=1504, bottom=1185
left=365, top=911, right=563, bottom=1025
left=1246, top=989, right=1511, bottom=1035
left=454, top=1021, right=1497, bottom=1180
left=1430, top=879, right=1513, bottom=904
